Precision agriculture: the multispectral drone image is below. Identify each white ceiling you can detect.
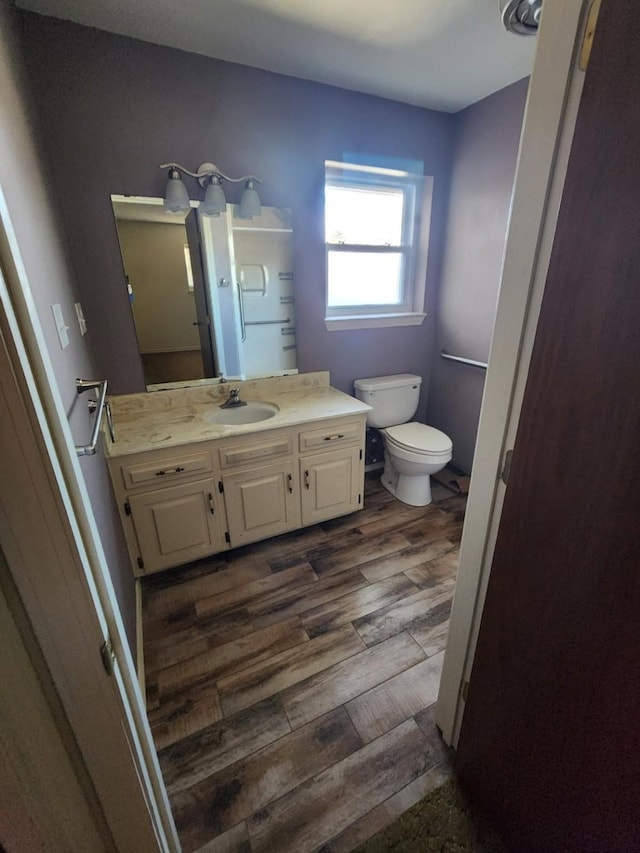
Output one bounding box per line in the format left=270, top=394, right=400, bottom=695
left=16, top=0, right=536, bottom=112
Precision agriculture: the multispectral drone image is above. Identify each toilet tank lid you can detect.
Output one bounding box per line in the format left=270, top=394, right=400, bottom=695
left=354, top=374, right=422, bottom=392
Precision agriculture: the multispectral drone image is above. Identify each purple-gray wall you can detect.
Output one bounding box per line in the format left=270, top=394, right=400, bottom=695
left=18, top=13, right=456, bottom=419
left=427, top=79, right=529, bottom=472
left=0, top=4, right=136, bottom=654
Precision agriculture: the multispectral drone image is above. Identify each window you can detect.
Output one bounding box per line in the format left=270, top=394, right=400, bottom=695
left=324, top=161, right=432, bottom=330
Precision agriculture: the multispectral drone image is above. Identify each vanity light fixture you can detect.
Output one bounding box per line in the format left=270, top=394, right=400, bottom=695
left=160, top=162, right=263, bottom=218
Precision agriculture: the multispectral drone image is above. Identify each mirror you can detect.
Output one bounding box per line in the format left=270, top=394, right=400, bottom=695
left=111, top=196, right=296, bottom=388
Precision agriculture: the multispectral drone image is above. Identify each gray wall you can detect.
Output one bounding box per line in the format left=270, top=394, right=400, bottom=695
left=0, top=3, right=136, bottom=653
left=427, top=79, right=529, bottom=472
left=18, top=13, right=456, bottom=420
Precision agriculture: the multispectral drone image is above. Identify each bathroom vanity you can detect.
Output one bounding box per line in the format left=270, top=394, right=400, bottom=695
left=104, top=372, right=370, bottom=576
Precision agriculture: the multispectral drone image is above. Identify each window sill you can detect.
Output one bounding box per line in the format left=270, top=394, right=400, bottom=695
left=324, top=313, right=426, bottom=331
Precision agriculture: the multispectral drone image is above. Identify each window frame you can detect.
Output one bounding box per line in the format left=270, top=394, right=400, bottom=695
left=324, top=161, right=432, bottom=331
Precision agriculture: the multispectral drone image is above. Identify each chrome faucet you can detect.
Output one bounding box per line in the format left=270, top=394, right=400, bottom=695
left=220, top=387, right=247, bottom=409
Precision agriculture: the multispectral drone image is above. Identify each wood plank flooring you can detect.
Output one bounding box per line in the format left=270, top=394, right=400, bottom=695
left=143, top=476, right=465, bottom=852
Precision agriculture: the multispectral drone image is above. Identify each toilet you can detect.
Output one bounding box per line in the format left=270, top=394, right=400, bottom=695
left=354, top=374, right=452, bottom=507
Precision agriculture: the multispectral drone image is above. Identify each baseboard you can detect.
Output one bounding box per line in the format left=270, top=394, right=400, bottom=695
left=135, top=579, right=146, bottom=705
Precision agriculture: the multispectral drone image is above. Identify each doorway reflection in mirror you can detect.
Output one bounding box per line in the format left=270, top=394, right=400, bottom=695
left=111, top=196, right=296, bottom=388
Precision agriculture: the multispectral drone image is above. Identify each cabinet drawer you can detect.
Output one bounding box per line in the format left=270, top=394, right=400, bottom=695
left=120, top=450, right=213, bottom=490
left=219, top=433, right=293, bottom=469
left=299, top=421, right=362, bottom=453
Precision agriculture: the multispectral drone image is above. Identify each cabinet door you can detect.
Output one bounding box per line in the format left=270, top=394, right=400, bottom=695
left=223, top=460, right=299, bottom=547
left=128, top=477, right=225, bottom=574
left=300, top=447, right=362, bottom=526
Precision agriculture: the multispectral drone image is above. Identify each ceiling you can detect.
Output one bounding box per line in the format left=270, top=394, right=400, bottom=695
left=15, top=0, right=536, bottom=112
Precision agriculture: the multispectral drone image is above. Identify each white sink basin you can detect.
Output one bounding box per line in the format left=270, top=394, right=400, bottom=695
left=204, top=402, right=279, bottom=425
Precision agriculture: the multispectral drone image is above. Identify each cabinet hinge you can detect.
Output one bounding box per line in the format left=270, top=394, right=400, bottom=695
left=358, top=493, right=362, bottom=505
left=137, top=556, right=144, bottom=570
left=100, top=637, right=116, bottom=676
left=225, top=531, right=230, bottom=543
left=462, top=680, right=470, bottom=702
left=359, top=448, right=363, bottom=460
left=218, top=481, right=224, bottom=494
left=124, top=501, right=131, bottom=516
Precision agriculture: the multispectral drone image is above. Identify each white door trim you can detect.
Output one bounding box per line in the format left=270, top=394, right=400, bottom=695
left=437, top=0, right=592, bottom=745
left=0, top=191, right=179, bottom=850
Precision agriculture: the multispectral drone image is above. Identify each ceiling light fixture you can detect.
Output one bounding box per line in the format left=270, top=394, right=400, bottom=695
left=160, top=162, right=263, bottom=218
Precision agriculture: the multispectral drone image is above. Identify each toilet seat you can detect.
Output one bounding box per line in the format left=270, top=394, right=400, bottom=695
left=384, top=422, right=452, bottom=456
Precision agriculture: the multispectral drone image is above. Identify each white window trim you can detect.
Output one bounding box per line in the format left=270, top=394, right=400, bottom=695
left=324, top=162, right=433, bottom=331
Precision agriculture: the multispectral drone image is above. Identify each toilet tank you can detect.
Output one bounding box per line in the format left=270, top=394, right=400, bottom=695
left=354, top=374, right=422, bottom=428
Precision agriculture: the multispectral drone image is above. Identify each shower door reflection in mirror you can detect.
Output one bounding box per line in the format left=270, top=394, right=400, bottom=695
left=111, top=196, right=296, bottom=387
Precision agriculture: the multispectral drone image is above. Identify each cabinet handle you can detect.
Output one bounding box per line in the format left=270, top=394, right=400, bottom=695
left=304, top=469, right=310, bottom=489
left=287, top=473, right=293, bottom=494
left=323, top=434, right=345, bottom=441
left=208, top=493, right=215, bottom=515
left=154, top=466, right=186, bottom=477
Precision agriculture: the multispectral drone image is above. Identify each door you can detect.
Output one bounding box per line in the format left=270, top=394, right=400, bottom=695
left=437, top=0, right=589, bottom=744
left=185, top=209, right=216, bottom=377
left=0, top=301, right=177, bottom=850
left=300, top=448, right=361, bottom=525
left=129, top=478, right=225, bottom=573
left=456, top=3, right=640, bottom=851
left=224, top=460, right=299, bottom=546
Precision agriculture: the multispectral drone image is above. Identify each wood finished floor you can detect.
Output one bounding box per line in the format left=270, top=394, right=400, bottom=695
left=142, top=476, right=466, bottom=853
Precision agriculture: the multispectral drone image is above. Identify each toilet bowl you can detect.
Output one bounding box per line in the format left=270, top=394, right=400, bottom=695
left=353, top=374, right=453, bottom=507
left=381, top=422, right=452, bottom=506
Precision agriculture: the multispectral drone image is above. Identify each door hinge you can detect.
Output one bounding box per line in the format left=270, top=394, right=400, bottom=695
left=100, top=637, right=116, bottom=676
left=137, top=556, right=144, bottom=570
left=225, top=531, right=230, bottom=543
left=462, top=680, right=470, bottom=702
left=124, top=501, right=131, bottom=516
left=579, top=0, right=602, bottom=71
left=218, top=481, right=224, bottom=494
left=500, top=449, right=514, bottom=486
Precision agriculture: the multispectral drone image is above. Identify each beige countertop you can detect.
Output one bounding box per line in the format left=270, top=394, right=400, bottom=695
left=104, top=371, right=371, bottom=458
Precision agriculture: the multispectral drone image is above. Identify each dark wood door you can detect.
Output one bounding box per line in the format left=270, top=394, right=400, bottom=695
left=456, top=2, right=640, bottom=851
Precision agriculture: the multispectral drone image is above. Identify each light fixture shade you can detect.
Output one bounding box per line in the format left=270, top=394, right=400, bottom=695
left=201, top=176, right=227, bottom=216
left=237, top=180, right=261, bottom=220
left=163, top=169, right=191, bottom=213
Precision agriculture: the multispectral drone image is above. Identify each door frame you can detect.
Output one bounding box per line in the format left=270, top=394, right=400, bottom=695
left=436, top=0, right=594, bottom=745
left=0, top=192, right=180, bottom=849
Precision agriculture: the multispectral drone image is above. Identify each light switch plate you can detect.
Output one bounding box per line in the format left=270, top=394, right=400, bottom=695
left=74, top=302, right=87, bottom=335
left=51, top=303, right=70, bottom=349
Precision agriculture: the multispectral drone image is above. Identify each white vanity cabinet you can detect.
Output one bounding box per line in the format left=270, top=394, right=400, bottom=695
left=299, top=422, right=363, bottom=525
left=127, top=478, right=224, bottom=573
left=109, top=448, right=228, bottom=575
left=108, top=414, right=366, bottom=577
left=217, top=430, right=299, bottom=548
